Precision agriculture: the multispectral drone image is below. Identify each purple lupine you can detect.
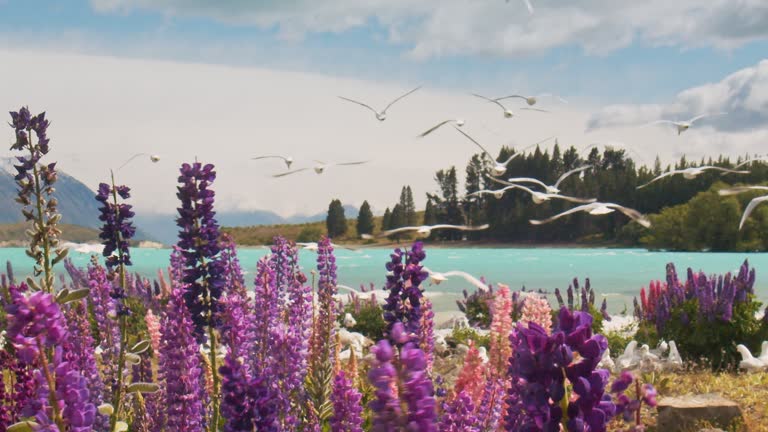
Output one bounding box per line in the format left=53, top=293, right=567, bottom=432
left=438, top=390, right=479, bottom=432
left=219, top=351, right=255, bottom=431
left=269, top=235, right=298, bottom=294
left=64, top=301, right=104, bottom=410
left=568, top=370, right=616, bottom=432
left=63, top=259, right=89, bottom=289
left=219, top=233, right=246, bottom=294
left=330, top=371, right=364, bottom=432
left=368, top=340, right=401, bottom=431
left=96, top=182, right=136, bottom=271
left=610, top=371, right=657, bottom=428
left=219, top=286, right=256, bottom=365
left=400, top=342, right=437, bottom=431
left=0, top=349, right=36, bottom=425
left=284, top=269, right=313, bottom=411
left=252, top=256, right=279, bottom=366
left=313, top=236, right=338, bottom=363
left=168, top=246, right=185, bottom=289
left=249, top=371, right=280, bottom=430
left=383, top=242, right=428, bottom=345
left=159, top=289, right=205, bottom=431
left=175, top=162, right=226, bottom=339
left=419, top=298, right=435, bottom=372
left=475, top=378, right=505, bottom=431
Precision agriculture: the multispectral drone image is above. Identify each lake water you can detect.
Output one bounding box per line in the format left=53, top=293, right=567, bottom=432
left=1, top=247, right=766, bottom=314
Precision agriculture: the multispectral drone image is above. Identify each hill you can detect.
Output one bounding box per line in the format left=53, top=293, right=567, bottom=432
left=0, top=223, right=101, bottom=246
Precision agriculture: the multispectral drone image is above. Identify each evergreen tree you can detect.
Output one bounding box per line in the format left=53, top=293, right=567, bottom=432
left=381, top=207, right=392, bottom=230
left=325, top=199, right=347, bottom=238
left=398, top=186, right=417, bottom=226
left=464, top=154, right=486, bottom=229
left=423, top=196, right=438, bottom=226
left=388, top=204, right=407, bottom=239
left=433, top=167, right=465, bottom=240
left=356, top=200, right=374, bottom=236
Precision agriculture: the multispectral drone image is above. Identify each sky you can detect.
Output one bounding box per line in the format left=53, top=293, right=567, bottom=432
left=1, top=0, right=767, bottom=217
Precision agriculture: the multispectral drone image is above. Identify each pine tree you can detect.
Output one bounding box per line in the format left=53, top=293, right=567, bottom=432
left=381, top=207, right=392, bottom=231
left=388, top=204, right=406, bottom=239
left=356, top=201, right=374, bottom=236
left=398, top=186, right=417, bottom=226
left=434, top=167, right=465, bottom=240
left=326, top=199, right=347, bottom=238
left=423, top=196, right=438, bottom=226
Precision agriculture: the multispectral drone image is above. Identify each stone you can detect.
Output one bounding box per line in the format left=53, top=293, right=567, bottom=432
left=657, top=393, right=744, bottom=432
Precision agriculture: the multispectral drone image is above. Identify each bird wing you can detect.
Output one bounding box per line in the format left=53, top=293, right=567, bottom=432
left=338, top=96, right=379, bottom=114
left=383, top=86, right=422, bottom=113
left=718, top=186, right=768, bottom=196
left=689, top=112, right=726, bottom=124
left=554, top=165, right=592, bottom=188
left=550, top=194, right=598, bottom=204
left=702, top=166, right=749, bottom=175
left=418, top=119, right=453, bottom=138
left=739, top=196, right=768, bottom=230
left=442, top=271, right=489, bottom=291
left=494, top=94, right=528, bottom=102
left=522, top=0, right=534, bottom=14
left=506, top=177, right=549, bottom=190
left=452, top=125, right=495, bottom=160
left=733, top=157, right=768, bottom=170
left=252, top=155, right=289, bottom=162
left=272, top=168, right=310, bottom=178
left=520, top=107, right=549, bottom=113
left=647, top=120, right=679, bottom=126
left=378, top=226, right=419, bottom=237
left=636, top=171, right=679, bottom=189
left=430, top=224, right=489, bottom=231
left=529, top=204, right=594, bottom=225
left=501, top=136, right=556, bottom=164
left=487, top=176, right=517, bottom=187
left=608, top=204, right=651, bottom=227
left=334, top=161, right=370, bottom=166
left=471, top=93, right=508, bottom=112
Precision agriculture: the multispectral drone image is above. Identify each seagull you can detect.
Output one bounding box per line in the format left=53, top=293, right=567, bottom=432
left=467, top=185, right=518, bottom=200
left=717, top=186, right=768, bottom=230
left=252, top=155, right=293, bottom=169
left=722, top=156, right=768, bottom=174
left=422, top=266, right=489, bottom=291
left=736, top=344, right=767, bottom=372
left=117, top=153, right=160, bottom=171
left=296, top=242, right=360, bottom=252
left=452, top=126, right=554, bottom=177
left=472, top=93, right=549, bottom=118
left=597, top=347, right=615, bottom=371
left=488, top=179, right=597, bottom=205
left=665, top=340, right=683, bottom=370
left=615, top=340, right=638, bottom=371
left=505, top=165, right=592, bottom=194
left=648, top=112, right=727, bottom=135
left=338, top=86, right=421, bottom=121
left=758, top=341, right=768, bottom=365
left=417, top=119, right=465, bottom=138
left=377, top=223, right=490, bottom=238
left=637, top=166, right=749, bottom=189
left=273, top=160, right=369, bottom=178
left=496, top=93, right=567, bottom=106
left=529, top=202, right=652, bottom=228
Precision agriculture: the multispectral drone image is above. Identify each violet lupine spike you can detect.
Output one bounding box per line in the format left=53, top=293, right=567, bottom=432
left=96, top=182, right=136, bottom=270
left=252, top=256, right=279, bottom=367
left=219, top=351, right=255, bottom=431
left=475, top=378, right=505, bottom=431
left=330, top=371, right=364, bottom=432
left=0, top=349, right=36, bottom=423
left=168, top=246, right=186, bottom=289
left=600, top=298, right=611, bottom=321
left=419, top=298, right=436, bottom=372
left=567, top=284, right=574, bottom=310
left=63, top=259, right=88, bottom=289
left=64, top=301, right=105, bottom=411
left=159, top=289, right=205, bottom=431
left=438, top=390, right=479, bottom=432
left=400, top=342, right=437, bottom=431
left=249, top=371, right=280, bottom=430
left=368, top=340, right=401, bottom=431
left=313, top=236, right=338, bottom=364
left=283, top=272, right=313, bottom=413
left=269, top=235, right=298, bottom=295
left=383, top=242, right=428, bottom=346
left=219, top=285, right=256, bottom=365
left=219, top=233, right=246, bottom=294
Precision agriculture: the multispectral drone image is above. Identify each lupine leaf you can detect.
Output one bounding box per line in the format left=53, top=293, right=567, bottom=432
left=127, top=382, right=161, bottom=394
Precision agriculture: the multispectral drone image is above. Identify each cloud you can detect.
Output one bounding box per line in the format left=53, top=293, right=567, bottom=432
left=88, top=0, right=768, bottom=59
left=587, top=59, right=768, bottom=132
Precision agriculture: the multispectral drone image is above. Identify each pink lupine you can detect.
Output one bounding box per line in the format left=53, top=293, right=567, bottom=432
left=145, top=309, right=162, bottom=355
left=520, top=294, right=552, bottom=334
left=453, top=340, right=486, bottom=403
left=488, top=284, right=513, bottom=379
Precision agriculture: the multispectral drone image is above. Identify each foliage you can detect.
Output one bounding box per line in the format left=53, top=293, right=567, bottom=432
left=326, top=199, right=347, bottom=238
left=449, top=326, right=490, bottom=349
left=297, top=225, right=324, bottom=243
left=339, top=296, right=386, bottom=341
left=356, top=200, right=374, bottom=236
left=456, top=286, right=494, bottom=328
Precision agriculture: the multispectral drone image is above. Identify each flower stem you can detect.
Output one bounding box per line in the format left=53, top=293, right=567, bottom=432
left=37, top=339, right=65, bottom=430
left=27, top=137, right=53, bottom=292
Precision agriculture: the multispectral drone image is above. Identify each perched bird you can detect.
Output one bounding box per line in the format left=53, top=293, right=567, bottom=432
left=758, top=341, right=768, bottom=365
left=489, top=179, right=597, bottom=205
left=342, top=312, right=357, bottom=328
left=452, top=126, right=554, bottom=177
left=648, top=112, right=727, bottom=135
left=649, top=340, right=669, bottom=357
left=597, top=347, right=615, bottom=371
left=338, top=86, right=421, bottom=121
left=252, top=155, right=293, bottom=169
left=637, top=166, right=749, bottom=189
left=718, top=186, right=768, bottom=230
left=377, top=223, right=490, bottom=238
left=496, top=93, right=567, bottom=106
left=273, top=160, right=369, bottom=178
left=467, top=185, right=517, bottom=200
left=505, top=165, right=592, bottom=194
left=417, top=119, right=465, bottom=138
left=471, top=93, right=549, bottom=118
left=736, top=344, right=767, bottom=372
left=665, top=340, right=683, bottom=370
left=615, top=340, right=638, bottom=371
left=529, top=202, right=652, bottom=228
left=422, top=267, right=489, bottom=292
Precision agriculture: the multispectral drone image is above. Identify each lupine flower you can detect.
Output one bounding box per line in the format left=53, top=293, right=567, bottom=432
left=383, top=242, right=428, bottom=345
left=144, top=309, right=162, bottom=356
left=520, top=293, right=552, bottom=333
left=419, top=298, right=435, bottom=371
left=475, top=378, right=505, bottom=431
left=438, top=390, right=479, bottom=432
left=219, top=233, right=246, bottom=293
left=610, top=371, right=657, bottom=428
left=400, top=342, right=437, bottom=431
left=96, top=182, right=136, bottom=270
left=489, top=283, right=513, bottom=378
left=64, top=301, right=104, bottom=410
left=330, top=371, right=364, bottom=432
left=454, top=340, right=486, bottom=403
left=5, top=288, right=67, bottom=363
left=219, top=352, right=255, bottom=431
left=252, top=256, right=278, bottom=366
left=368, top=340, right=401, bottom=431
left=313, top=236, right=338, bottom=361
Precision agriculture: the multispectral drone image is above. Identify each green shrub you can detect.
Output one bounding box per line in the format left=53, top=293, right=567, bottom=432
left=297, top=226, right=324, bottom=243
left=339, top=299, right=385, bottom=341
left=449, top=326, right=490, bottom=349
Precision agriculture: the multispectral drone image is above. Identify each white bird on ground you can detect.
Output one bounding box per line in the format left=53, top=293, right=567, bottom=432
left=252, top=155, right=293, bottom=169
left=648, top=112, right=727, bottom=135
left=665, top=340, right=683, bottom=370
left=467, top=185, right=518, bottom=200
left=650, top=340, right=669, bottom=357
left=496, top=92, right=567, bottom=106
left=736, top=344, right=767, bottom=372
left=273, top=160, right=369, bottom=178
left=637, top=166, right=749, bottom=189
left=342, top=313, right=357, bottom=328
left=377, top=223, right=490, bottom=239
left=422, top=266, right=489, bottom=292
left=338, top=86, right=421, bottom=121
left=717, top=186, right=768, bottom=230
left=598, top=347, right=615, bottom=371
left=452, top=126, right=555, bottom=177
left=529, top=202, right=652, bottom=228
left=615, top=340, right=638, bottom=371
left=296, top=242, right=360, bottom=252
left=472, top=93, right=549, bottom=118
left=758, top=341, right=768, bottom=365
left=505, top=165, right=592, bottom=194
left=489, top=179, right=597, bottom=205
left=417, top=119, right=465, bottom=138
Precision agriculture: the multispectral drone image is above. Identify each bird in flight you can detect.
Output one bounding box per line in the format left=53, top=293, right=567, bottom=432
left=472, top=93, right=549, bottom=118
left=717, top=186, right=768, bottom=230
left=637, top=166, right=749, bottom=189
left=376, top=223, right=490, bottom=238
left=505, top=165, right=592, bottom=194
left=117, top=153, right=160, bottom=171
left=489, top=178, right=597, bottom=205
left=648, top=113, right=727, bottom=135
left=422, top=267, right=490, bottom=291
left=273, top=160, right=369, bottom=178
left=417, top=119, right=465, bottom=138
left=467, top=185, right=518, bottom=200
left=252, top=155, right=293, bottom=169
left=530, top=202, right=652, bottom=228
left=338, top=86, right=421, bottom=121
left=723, top=156, right=768, bottom=174
left=452, top=126, right=554, bottom=177
left=495, top=93, right=567, bottom=106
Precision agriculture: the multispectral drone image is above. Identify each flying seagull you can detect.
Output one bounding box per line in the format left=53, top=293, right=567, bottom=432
left=722, top=156, right=768, bottom=174
left=530, top=202, right=651, bottom=228
left=117, top=153, right=160, bottom=171
left=718, top=186, right=768, bottom=230
left=648, top=113, right=727, bottom=135
left=472, top=93, right=549, bottom=118
left=495, top=93, right=567, bottom=106
left=273, top=160, right=369, bottom=178
left=377, top=223, right=490, bottom=238
left=338, top=86, right=421, bottom=121
left=417, top=119, right=465, bottom=138
left=489, top=178, right=597, bottom=205
left=506, top=165, right=592, bottom=194
left=637, top=166, right=749, bottom=189
left=252, top=155, right=293, bottom=169
left=422, top=267, right=489, bottom=291
left=467, top=185, right=518, bottom=200
left=452, top=126, right=554, bottom=177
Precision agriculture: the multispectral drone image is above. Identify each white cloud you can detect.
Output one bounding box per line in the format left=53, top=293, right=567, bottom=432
left=87, top=0, right=768, bottom=59
left=587, top=59, right=768, bottom=132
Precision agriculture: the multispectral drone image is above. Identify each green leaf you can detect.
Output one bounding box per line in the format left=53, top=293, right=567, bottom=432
left=58, top=288, right=90, bottom=304
left=130, top=340, right=151, bottom=355
left=25, top=277, right=40, bottom=291
left=126, top=382, right=160, bottom=394
left=52, top=247, right=69, bottom=265
left=55, top=288, right=70, bottom=301
left=7, top=421, right=39, bottom=432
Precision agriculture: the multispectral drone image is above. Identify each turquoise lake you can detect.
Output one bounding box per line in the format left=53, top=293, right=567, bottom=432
left=1, top=247, right=766, bottom=314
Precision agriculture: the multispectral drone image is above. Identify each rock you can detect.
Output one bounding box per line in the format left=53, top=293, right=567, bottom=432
left=455, top=343, right=469, bottom=357
left=657, top=393, right=744, bottom=432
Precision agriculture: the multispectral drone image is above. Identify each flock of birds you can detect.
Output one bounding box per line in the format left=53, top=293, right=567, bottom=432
left=599, top=340, right=684, bottom=373
left=251, top=85, right=765, bottom=238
